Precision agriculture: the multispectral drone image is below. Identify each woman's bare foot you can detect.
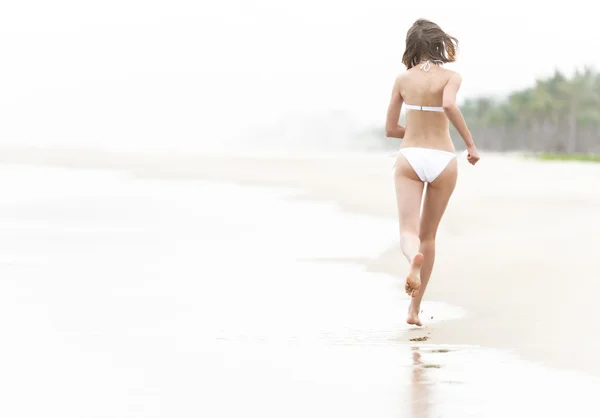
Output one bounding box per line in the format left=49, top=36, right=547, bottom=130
left=406, top=303, right=423, bottom=326
left=405, top=253, right=423, bottom=297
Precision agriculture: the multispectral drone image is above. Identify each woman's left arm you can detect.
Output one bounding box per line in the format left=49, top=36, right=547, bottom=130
left=385, top=76, right=405, bottom=139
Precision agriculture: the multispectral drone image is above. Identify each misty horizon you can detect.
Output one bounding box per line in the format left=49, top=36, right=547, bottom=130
left=0, top=1, right=598, bottom=152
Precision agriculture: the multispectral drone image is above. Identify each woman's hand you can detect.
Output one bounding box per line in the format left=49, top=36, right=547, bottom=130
left=466, top=145, right=480, bottom=165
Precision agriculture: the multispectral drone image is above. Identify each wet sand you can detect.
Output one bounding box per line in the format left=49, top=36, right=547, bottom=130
left=1, top=146, right=600, bottom=416
left=182, top=150, right=600, bottom=377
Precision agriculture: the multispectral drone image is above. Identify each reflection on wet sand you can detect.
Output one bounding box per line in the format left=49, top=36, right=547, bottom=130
left=410, top=347, right=430, bottom=418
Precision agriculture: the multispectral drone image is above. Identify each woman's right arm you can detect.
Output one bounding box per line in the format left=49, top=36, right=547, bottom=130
left=442, top=72, right=480, bottom=164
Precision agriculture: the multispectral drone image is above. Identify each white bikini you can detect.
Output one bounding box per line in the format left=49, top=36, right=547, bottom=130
left=397, top=147, right=456, bottom=183
left=396, top=59, right=457, bottom=183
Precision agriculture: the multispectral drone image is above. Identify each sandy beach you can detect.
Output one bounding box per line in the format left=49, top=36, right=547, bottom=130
left=181, top=149, right=600, bottom=377
left=3, top=146, right=598, bottom=372
left=0, top=146, right=599, bottom=416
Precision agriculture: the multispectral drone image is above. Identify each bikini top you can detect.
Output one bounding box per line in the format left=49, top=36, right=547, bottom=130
left=405, top=59, right=445, bottom=112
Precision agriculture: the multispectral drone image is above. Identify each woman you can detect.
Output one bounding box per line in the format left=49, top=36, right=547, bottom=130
left=385, top=19, right=480, bottom=326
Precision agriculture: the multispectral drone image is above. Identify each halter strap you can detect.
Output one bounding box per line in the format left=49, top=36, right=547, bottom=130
left=419, top=59, right=444, bottom=72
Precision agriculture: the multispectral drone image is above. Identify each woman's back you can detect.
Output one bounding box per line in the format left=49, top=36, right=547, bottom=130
left=386, top=18, right=478, bottom=165
left=397, top=63, right=456, bottom=152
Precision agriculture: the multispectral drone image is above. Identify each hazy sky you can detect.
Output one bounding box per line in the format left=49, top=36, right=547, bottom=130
left=0, top=1, right=597, bottom=150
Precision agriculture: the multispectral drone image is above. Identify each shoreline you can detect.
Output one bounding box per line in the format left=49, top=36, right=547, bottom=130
left=1, top=146, right=600, bottom=377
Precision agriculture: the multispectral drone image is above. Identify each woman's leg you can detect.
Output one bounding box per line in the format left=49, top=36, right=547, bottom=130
left=393, top=156, right=425, bottom=296
left=407, top=158, right=458, bottom=326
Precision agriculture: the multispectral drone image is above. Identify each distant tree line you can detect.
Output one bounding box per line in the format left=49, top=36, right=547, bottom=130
left=368, top=68, right=600, bottom=154
left=455, top=67, right=600, bottom=154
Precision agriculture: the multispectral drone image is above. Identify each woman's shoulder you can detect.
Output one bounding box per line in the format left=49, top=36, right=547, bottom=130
left=392, top=67, right=462, bottom=89
left=394, top=70, right=410, bottom=82
left=392, top=69, right=417, bottom=88
left=391, top=71, right=409, bottom=91
left=441, top=68, right=462, bottom=82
